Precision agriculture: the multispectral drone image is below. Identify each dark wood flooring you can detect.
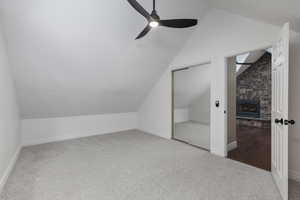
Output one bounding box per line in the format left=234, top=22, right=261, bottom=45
left=228, top=125, right=271, bottom=171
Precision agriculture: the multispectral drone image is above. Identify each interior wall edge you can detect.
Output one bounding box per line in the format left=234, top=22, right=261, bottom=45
left=0, top=21, right=21, bottom=197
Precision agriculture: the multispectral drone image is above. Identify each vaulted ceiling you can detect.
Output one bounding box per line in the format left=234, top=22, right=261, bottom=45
left=210, top=0, right=300, bottom=32
left=0, top=0, right=209, bottom=118
left=0, top=0, right=299, bottom=119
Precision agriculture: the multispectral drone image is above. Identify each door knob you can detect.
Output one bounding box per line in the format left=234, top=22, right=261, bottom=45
left=284, top=120, right=295, bottom=125
left=275, top=118, right=284, bottom=125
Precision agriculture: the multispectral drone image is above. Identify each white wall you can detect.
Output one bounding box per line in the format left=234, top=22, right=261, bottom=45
left=0, top=24, right=20, bottom=192
left=138, top=9, right=300, bottom=161
left=22, top=112, right=137, bottom=146
left=138, top=71, right=172, bottom=139
left=138, top=9, right=279, bottom=156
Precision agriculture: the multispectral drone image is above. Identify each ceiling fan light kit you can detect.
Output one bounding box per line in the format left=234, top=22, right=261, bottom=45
left=127, top=0, right=198, bottom=39
left=149, top=21, right=159, bottom=28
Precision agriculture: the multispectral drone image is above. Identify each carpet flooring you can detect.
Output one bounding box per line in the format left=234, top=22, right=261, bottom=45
left=0, top=130, right=290, bottom=200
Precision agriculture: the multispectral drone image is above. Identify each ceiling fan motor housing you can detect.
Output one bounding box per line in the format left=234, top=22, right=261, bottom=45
left=151, top=10, right=160, bottom=21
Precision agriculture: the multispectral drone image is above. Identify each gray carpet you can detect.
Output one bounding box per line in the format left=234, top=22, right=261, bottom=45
left=0, top=129, right=292, bottom=200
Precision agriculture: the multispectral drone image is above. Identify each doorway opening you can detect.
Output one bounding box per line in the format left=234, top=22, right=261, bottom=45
left=227, top=48, right=272, bottom=171
left=172, top=63, right=211, bottom=150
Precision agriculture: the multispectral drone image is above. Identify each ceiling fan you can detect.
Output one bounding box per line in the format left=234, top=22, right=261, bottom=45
left=127, top=0, right=198, bottom=39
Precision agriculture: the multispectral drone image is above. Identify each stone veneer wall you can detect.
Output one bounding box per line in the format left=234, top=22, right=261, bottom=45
left=236, top=52, right=272, bottom=127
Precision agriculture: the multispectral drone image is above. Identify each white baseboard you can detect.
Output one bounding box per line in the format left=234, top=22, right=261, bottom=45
left=227, top=141, right=237, bottom=151
left=0, top=146, right=21, bottom=194
left=289, top=169, right=300, bottom=182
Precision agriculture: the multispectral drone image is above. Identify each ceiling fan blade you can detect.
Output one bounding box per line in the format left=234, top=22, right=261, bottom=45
left=127, top=0, right=151, bottom=20
left=136, top=25, right=152, bottom=40
left=160, top=19, right=198, bottom=28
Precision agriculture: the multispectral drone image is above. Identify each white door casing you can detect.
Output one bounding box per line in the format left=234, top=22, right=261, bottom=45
left=271, top=23, right=290, bottom=200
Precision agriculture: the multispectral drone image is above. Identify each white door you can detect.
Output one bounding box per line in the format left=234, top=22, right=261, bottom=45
left=271, top=23, right=291, bottom=200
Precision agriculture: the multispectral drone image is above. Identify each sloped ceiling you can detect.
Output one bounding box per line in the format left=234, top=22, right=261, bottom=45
left=0, top=0, right=209, bottom=118
left=209, top=0, right=300, bottom=32
left=1, top=0, right=298, bottom=119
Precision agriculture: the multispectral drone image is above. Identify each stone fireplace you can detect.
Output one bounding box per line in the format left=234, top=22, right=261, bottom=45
left=236, top=52, right=271, bottom=128
left=237, top=100, right=260, bottom=118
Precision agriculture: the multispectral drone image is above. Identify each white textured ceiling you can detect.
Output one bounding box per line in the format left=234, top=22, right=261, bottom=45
left=209, top=0, right=300, bottom=32
left=1, top=0, right=298, bottom=119
left=0, top=0, right=209, bottom=118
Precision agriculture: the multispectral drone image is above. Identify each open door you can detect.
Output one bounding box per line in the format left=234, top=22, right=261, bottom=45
left=271, top=23, right=291, bottom=200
